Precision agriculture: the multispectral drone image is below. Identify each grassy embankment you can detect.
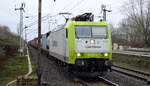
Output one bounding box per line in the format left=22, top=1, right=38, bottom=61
left=0, top=26, right=36, bottom=86
left=113, top=54, right=150, bottom=73
left=0, top=55, right=28, bottom=86
left=0, top=46, right=37, bottom=86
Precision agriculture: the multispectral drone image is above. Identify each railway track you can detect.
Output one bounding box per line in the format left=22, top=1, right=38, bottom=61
left=127, top=49, right=150, bottom=52
left=30, top=46, right=118, bottom=86
left=98, top=76, right=119, bottom=86
left=74, top=76, right=119, bottom=86
left=113, top=52, right=150, bottom=58
left=73, top=77, right=90, bottom=86
left=112, top=65, right=150, bottom=84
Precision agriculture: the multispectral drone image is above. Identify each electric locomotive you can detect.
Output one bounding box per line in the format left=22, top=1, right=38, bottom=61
left=47, top=13, right=112, bottom=76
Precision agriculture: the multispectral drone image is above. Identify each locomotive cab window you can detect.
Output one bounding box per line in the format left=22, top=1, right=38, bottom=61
left=75, top=25, right=107, bottom=39
left=75, top=26, right=91, bottom=38
left=92, top=26, right=107, bottom=39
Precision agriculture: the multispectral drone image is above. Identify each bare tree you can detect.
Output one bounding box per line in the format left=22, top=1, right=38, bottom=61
left=120, top=0, right=150, bottom=47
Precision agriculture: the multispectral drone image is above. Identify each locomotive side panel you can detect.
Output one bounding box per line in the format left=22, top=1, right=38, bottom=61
left=41, top=31, right=51, bottom=51
left=41, top=34, right=47, bottom=50
left=48, top=28, right=68, bottom=62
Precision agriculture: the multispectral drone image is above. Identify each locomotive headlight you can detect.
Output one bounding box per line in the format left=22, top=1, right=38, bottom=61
left=77, top=53, right=81, bottom=56
left=90, top=40, right=95, bottom=44
left=104, top=53, right=108, bottom=56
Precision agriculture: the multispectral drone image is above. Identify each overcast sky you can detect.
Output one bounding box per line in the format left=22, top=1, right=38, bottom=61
left=0, top=0, right=125, bottom=41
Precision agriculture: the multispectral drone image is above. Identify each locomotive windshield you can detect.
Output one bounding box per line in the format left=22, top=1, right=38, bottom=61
left=75, top=26, right=91, bottom=38
left=75, top=25, right=107, bottom=39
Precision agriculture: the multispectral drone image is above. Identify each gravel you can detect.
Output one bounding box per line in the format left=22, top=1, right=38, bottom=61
left=29, top=47, right=85, bottom=86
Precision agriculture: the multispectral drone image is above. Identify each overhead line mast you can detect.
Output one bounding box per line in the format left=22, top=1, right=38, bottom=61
left=101, top=5, right=112, bottom=21
left=37, top=0, right=42, bottom=85
left=15, top=3, right=25, bottom=56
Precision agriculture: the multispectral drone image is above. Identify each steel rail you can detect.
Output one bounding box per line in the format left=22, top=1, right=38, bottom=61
left=112, top=65, right=150, bottom=84
left=74, top=78, right=89, bottom=86
left=98, top=76, right=119, bottom=86
left=126, top=49, right=150, bottom=52
left=113, top=65, right=150, bottom=76
left=74, top=76, right=119, bottom=86
left=113, top=52, right=150, bottom=58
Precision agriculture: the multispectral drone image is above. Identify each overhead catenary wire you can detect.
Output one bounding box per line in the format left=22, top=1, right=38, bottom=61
left=67, top=0, right=86, bottom=12
left=60, top=0, right=75, bottom=11
left=25, top=14, right=58, bottom=28
left=25, top=0, right=115, bottom=32
left=26, top=30, right=38, bottom=35
left=26, top=14, right=51, bottom=27
left=24, top=13, right=58, bottom=41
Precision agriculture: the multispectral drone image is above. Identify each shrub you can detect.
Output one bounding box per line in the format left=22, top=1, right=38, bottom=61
left=0, top=25, right=20, bottom=67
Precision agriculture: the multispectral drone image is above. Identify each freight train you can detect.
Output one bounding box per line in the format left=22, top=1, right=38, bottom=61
left=29, top=13, right=112, bottom=76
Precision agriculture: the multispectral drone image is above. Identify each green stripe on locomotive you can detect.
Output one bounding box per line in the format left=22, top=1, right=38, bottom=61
left=65, top=21, right=112, bottom=64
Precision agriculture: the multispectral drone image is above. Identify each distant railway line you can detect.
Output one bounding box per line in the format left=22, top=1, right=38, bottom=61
left=126, top=48, right=150, bottom=52
left=112, top=65, right=150, bottom=84
left=113, top=52, right=150, bottom=58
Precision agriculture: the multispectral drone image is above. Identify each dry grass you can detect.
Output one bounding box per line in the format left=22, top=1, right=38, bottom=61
left=113, top=54, right=150, bottom=73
